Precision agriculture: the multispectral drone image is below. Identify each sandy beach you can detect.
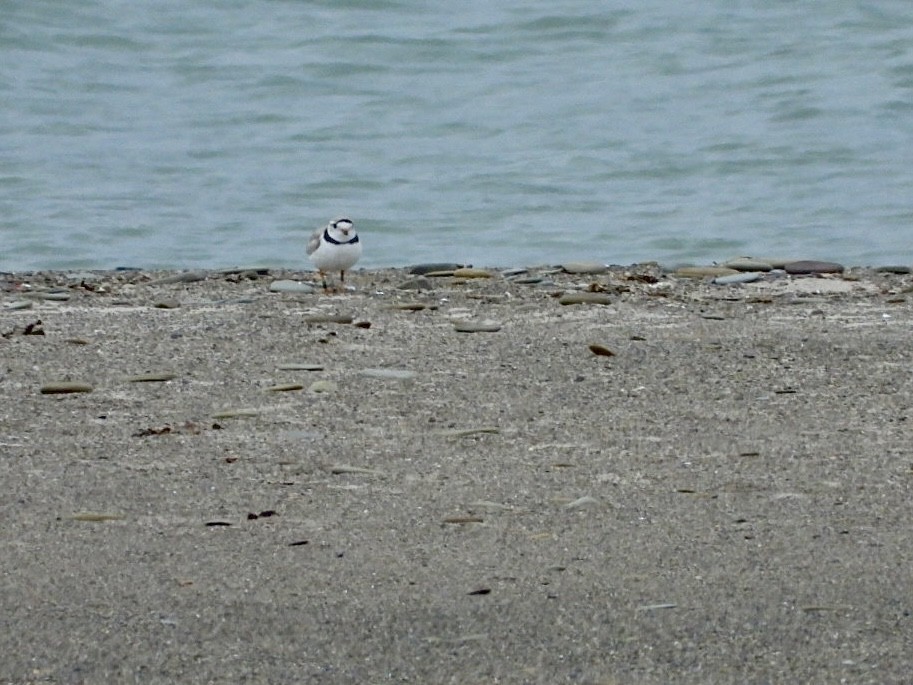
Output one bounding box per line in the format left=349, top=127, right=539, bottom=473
left=2, top=263, right=913, bottom=684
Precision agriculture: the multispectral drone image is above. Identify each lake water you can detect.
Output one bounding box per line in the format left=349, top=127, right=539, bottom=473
left=2, top=1, right=913, bottom=271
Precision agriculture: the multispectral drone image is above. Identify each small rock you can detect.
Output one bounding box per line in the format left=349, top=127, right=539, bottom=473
left=408, top=263, right=464, bottom=275
left=309, top=380, right=338, bottom=394
left=783, top=260, right=845, bottom=275
left=452, top=267, right=493, bottom=279
left=359, top=368, right=416, bottom=380
left=558, top=292, right=612, bottom=306
left=588, top=343, right=615, bottom=357
left=153, top=299, right=181, bottom=309
left=125, top=372, right=177, bottom=382
left=277, top=363, right=324, bottom=371
left=561, top=262, right=607, bottom=275
left=876, top=265, right=911, bottom=275
left=40, top=382, right=93, bottom=395
left=713, top=272, right=764, bottom=285
left=675, top=266, right=739, bottom=279
left=266, top=383, right=304, bottom=392
left=303, top=314, right=353, bottom=324
left=453, top=320, right=502, bottom=333
left=3, top=300, right=33, bottom=311
left=270, top=280, right=317, bottom=294
left=722, top=258, right=773, bottom=272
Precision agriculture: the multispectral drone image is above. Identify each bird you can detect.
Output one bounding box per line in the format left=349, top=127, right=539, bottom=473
left=306, top=217, right=362, bottom=291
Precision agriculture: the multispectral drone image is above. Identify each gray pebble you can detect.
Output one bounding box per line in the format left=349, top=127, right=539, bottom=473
left=40, top=382, right=93, bottom=394
left=408, top=263, right=464, bottom=275
left=558, top=292, right=612, bottom=306
left=713, top=271, right=764, bottom=285
left=277, top=363, right=324, bottom=371
left=561, top=262, right=608, bottom=275
left=784, top=260, right=845, bottom=274
left=453, top=320, right=502, bottom=333
left=722, top=258, right=773, bottom=272
left=359, top=368, right=416, bottom=380
left=269, top=280, right=317, bottom=294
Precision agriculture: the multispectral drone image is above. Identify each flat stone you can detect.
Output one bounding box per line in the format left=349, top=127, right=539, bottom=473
left=40, top=382, right=93, bottom=394
left=784, top=260, right=845, bottom=275
left=722, top=258, right=773, bottom=272
left=277, top=363, right=324, bottom=371
left=713, top=271, right=764, bottom=285
left=876, top=265, right=911, bottom=274
left=453, top=320, right=502, bottom=333
left=302, top=314, right=353, bottom=324
left=3, top=299, right=33, bottom=310
left=270, top=280, right=317, bottom=294
left=359, top=368, right=416, bottom=380
left=153, top=299, right=181, bottom=309
left=558, top=292, right=612, bottom=306
left=266, top=383, right=304, bottom=392
left=125, top=372, right=177, bottom=382
left=408, top=263, right=464, bottom=275
left=309, top=380, right=338, bottom=393
left=675, top=266, right=739, bottom=279
left=452, top=267, right=493, bottom=279
left=561, top=262, right=608, bottom=275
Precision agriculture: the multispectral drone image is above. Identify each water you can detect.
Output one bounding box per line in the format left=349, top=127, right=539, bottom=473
left=2, top=1, right=913, bottom=271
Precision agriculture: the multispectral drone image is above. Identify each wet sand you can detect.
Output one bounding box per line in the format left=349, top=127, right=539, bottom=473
left=2, top=264, right=913, bottom=683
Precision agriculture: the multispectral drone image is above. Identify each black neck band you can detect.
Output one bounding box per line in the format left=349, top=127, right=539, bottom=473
left=323, top=228, right=359, bottom=245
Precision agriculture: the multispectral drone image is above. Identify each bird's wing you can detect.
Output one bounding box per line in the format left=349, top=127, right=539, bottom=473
left=305, top=226, right=322, bottom=255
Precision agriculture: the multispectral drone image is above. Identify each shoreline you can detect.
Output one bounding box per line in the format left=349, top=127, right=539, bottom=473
left=3, top=262, right=913, bottom=682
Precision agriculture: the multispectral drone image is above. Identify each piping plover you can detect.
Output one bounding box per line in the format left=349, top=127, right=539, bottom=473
left=306, top=217, right=362, bottom=291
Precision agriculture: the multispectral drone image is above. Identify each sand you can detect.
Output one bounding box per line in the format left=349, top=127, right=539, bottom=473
left=2, top=264, right=913, bottom=684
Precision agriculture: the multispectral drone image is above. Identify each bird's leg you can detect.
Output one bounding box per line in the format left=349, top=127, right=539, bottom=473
left=340, top=270, right=346, bottom=283
left=319, top=271, right=329, bottom=291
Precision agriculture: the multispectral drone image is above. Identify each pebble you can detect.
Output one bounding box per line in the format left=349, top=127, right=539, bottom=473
left=277, top=363, right=324, bottom=371
left=125, top=372, right=177, bottom=382
left=408, top=263, right=464, bottom=275
left=558, top=292, right=612, bottom=306
left=3, top=300, right=33, bottom=310
left=266, top=383, right=304, bottom=392
left=436, top=427, right=500, bottom=437
left=675, top=266, right=739, bottom=279
left=783, top=260, right=845, bottom=274
left=309, top=380, right=338, bottom=393
left=713, top=271, right=764, bottom=285
left=269, top=280, right=317, bottom=294
left=722, top=257, right=773, bottom=272
left=452, top=267, right=493, bottom=279
left=876, top=265, right=911, bottom=274
left=588, top=343, right=615, bottom=357
left=153, top=299, right=181, bottom=309
left=561, top=262, right=608, bottom=275
left=302, top=314, right=353, bottom=324
left=359, top=368, right=416, bottom=380
left=329, top=464, right=384, bottom=476
left=40, top=382, right=93, bottom=394
left=453, top=320, right=502, bottom=333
